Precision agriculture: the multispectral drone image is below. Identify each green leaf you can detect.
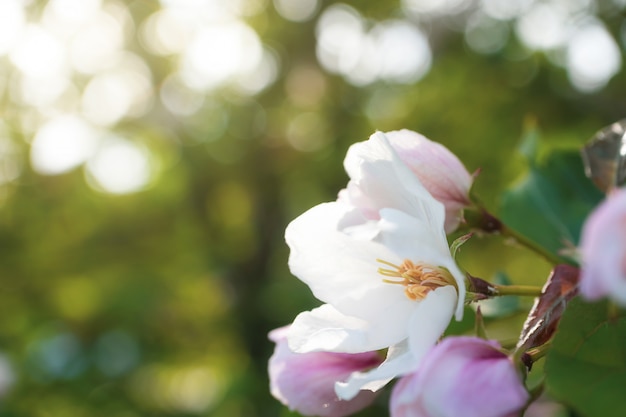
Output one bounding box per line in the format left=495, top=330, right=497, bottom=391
left=500, top=149, right=604, bottom=261
left=545, top=297, right=626, bottom=417
left=450, top=232, right=473, bottom=259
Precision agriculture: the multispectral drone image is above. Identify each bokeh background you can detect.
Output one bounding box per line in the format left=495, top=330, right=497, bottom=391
left=0, top=0, right=623, bottom=416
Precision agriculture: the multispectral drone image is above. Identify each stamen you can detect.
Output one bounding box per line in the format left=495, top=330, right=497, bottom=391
left=376, top=259, right=404, bottom=278
left=382, top=278, right=407, bottom=285
left=376, top=259, right=403, bottom=269
left=376, top=258, right=455, bottom=301
left=378, top=267, right=403, bottom=277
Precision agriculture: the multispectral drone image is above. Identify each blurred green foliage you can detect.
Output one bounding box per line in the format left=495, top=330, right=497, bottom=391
left=546, top=298, right=626, bottom=417
left=0, top=0, right=624, bottom=416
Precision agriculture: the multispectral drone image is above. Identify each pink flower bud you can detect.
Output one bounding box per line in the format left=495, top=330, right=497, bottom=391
left=386, top=130, right=473, bottom=233
left=390, top=337, right=528, bottom=417
left=268, top=326, right=382, bottom=417
left=580, top=188, right=626, bottom=305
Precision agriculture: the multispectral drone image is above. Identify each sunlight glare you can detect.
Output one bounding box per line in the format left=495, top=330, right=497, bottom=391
left=317, top=6, right=431, bottom=85
left=42, top=0, right=102, bottom=38
left=45, top=0, right=102, bottom=24
left=401, top=0, right=470, bottom=17
left=316, top=4, right=365, bottom=77
left=69, top=10, right=125, bottom=74
left=17, top=74, right=72, bottom=108
left=160, top=74, right=205, bottom=116
left=0, top=0, right=26, bottom=56
left=159, top=0, right=249, bottom=20
left=86, top=137, right=152, bottom=194
left=234, top=48, right=279, bottom=95
left=374, top=20, right=431, bottom=83
left=10, top=25, right=68, bottom=79
left=274, top=0, right=319, bottom=22
left=140, top=9, right=195, bottom=56
left=179, top=21, right=263, bottom=91
left=516, top=4, right=569, bottom=51
left=30, top=115, right=99, bottom=175
left=566, top=21, right=622, bottom=92
left=81, top=57, right=154, bottom=126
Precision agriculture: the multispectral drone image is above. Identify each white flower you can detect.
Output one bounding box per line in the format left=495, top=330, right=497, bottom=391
left=285, top=133, right=466, bottom=399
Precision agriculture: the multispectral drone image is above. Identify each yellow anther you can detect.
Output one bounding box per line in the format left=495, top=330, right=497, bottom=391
left=376, top=258, right=455, bottom=301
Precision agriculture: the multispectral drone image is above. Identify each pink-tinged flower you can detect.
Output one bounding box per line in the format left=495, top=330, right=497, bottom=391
left=580, top=187, right=626, bottom=305
left=340, top=130, right=473, bottom=233
left=286, top=134, right=466, bottom=400
left=390, top=337, right=529, bottom=417
left=268, top=326, right=381, bottom=417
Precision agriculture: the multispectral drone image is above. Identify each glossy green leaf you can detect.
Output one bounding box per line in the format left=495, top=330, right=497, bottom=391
left=545, top=298, right=626, bottom=417
left=500, top=149, right=604, bottom=261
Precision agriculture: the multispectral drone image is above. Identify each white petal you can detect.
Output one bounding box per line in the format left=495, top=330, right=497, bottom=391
left=286, top=202, right=387, bottom=302
left=344, top=131, right=446, bottom=229
left=407, top=286, right=457, bottom=361
left=335, top=339, right=417, bottom=400
left=446, top=262, right=466, bottom=321
left=330, top=287, right=458, bottom=401
left=287, top=304, right=412, bottom=353
left=377, top=208, right=450, bottom=263
left=286, top=202, right=415, bottom=321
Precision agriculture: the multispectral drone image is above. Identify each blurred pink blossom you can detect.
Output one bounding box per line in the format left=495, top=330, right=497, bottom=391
left=390, top=336, right=528, bottom=417
left=580, top=187, right=626, bottom=305
left=268, top=326, right=381, bottom=417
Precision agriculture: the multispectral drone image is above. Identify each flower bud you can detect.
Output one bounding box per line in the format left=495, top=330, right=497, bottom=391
left=386, top=130, right=472, bottom=233
left=579, top=187, right=626, bottom=305
left=390, top=336, right=528, bottom=417
left=268, top=326, right=382, bottom=417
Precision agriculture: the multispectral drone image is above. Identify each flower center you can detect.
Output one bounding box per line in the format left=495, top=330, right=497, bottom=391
left=377, top=259, right=456, bottom=301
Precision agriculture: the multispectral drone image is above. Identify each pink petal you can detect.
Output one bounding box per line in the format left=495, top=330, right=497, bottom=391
left=268, top=326, right=382, bottom=417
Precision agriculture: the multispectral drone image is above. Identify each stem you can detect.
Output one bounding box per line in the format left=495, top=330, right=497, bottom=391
left=466, top=192, right=565, bottom=265
left=525, top=341, right=551, bottom=362
left=492, top=284, right=543, bottom=297
left=499, top=223, right=564, bottom=266
left=518, top=379, right=545, bottom=417
left=474, top=306, right=488, bottom=339
left=467, top=275, right=543, bottom=299
left=514, top=340, right=552, bottom=372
